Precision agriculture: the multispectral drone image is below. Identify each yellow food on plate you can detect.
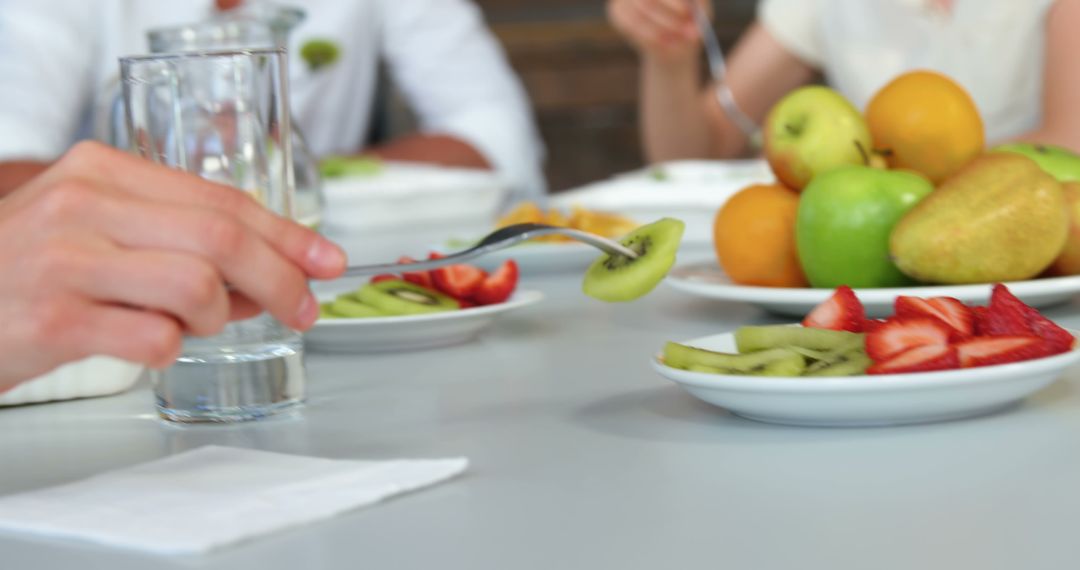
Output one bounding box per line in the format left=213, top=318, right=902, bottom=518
left=496, top=202, right=637, bottom=241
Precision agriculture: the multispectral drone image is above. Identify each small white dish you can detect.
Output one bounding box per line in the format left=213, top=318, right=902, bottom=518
left=666, top=261, right=1080, bottom=317
left=652, top=330, right=1080, bottom=427
left=0, top=357, right=143, bottom=407
left=304, top=290, right=544, bottom=353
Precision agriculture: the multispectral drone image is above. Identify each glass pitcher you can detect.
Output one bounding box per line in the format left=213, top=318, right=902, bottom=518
left=100, top=3, right=325, bottom=229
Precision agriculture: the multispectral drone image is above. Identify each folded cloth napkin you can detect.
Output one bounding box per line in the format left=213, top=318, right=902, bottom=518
left=0, top=445, right=467, bottom=555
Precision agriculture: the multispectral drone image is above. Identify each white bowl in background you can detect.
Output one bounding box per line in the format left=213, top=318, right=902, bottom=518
left=0, top=357, right=144, bottom=407
left=321, top=162, right=509, bottom=265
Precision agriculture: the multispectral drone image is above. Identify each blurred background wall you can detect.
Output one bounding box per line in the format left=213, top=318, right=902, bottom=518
left=380, top=0, right=758, bottom=192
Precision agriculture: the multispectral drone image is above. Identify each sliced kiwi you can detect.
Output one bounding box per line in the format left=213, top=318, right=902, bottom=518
left=803, top=348, right=873, bottom=377
left=735, top=326, right=863, bottom=353
left=319, top=302, right=343, bottom=319
left=582, top=218, right=685, bottom=302
left=663, top=343, right=806, bottom=376
left=327, top=297, right=387, bottom=319
left=356, top=280, right=459, bottom=316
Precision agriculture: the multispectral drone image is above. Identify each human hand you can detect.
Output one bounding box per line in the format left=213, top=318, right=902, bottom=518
left=608, top=0, right=707, bottom=63
left=0, top=142, right=346, bottom=391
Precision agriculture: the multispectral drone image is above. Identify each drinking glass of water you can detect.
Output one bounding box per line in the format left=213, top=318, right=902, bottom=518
left=120, top=48, right=305, bottom=423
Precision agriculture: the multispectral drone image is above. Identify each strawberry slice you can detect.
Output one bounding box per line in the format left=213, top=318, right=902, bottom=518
left=472, top=260, right=519, bottom=305
left=985, top=284, right=1075, bottom=350
left=862, top=319, right=887, bottom=333
left=370, top=273, right=399, bottom=284
left=954, top=336, right=1054, bottom=368
left=983, top=284, right=1036, bottom=337
left=894, top=296, right=974, bottom=340
left=395, top=256, right=436, bottom=289
left=971, top=305, right=990, bottom=336
left=432, top=264, right=487, bottom=299
left=802, top=286, right=865, bottom=332
left=867, top=344, right=960, bottom=375
left=865, top=317, right=951, bottom=362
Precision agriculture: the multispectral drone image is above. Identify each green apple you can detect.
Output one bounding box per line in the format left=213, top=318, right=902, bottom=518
left=796, top=165, right=933, bottom=288
left=764, top=86, right=873, bottom=191
left=993, top=143, right=1080, bottom=182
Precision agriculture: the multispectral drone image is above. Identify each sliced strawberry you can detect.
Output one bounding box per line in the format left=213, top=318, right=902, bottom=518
left=428, top=251, right=446, bottom=260
left=971, top=306, right=990, bottom=336
left=867, top=344, right=960, bottom=375
left=1025, top=311, right=1075, bottom=352
left=954, top=336, right=1053, bottom=368
left=802, top=286, right=865, bottom=332
left=865, top=317, right=951, bottom=362
left=457, top=298, right=477, bottom=309
left=432, top=264, right=487, bottom=299
left=472, top=260, right=519, bottom=305
left=894, top=296, right=974, bottom=340
left=394, top=256, right=436, bottom=289
left=983, top=284, right=1036, bottom=337
left=370, top=273, right=399, bottom=284
left=985, top=284, right=1075, bottom=350
left=863, top=319, right=887, bottom=333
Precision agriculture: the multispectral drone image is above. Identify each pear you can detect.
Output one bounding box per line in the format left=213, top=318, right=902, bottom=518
left=890, top=153, right=1067, bottom=284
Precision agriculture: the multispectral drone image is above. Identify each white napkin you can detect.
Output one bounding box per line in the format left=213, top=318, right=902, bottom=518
left=0, top=446, right=467, bottom=555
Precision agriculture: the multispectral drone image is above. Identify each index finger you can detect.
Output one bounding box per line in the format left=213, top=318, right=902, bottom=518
left=42, top=142, right=347, bottom=280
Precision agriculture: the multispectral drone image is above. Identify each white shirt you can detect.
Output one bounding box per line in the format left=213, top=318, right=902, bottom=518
left=0, top=0, right=547, bottom=199
left=759, top=0, right=1057, bottom=143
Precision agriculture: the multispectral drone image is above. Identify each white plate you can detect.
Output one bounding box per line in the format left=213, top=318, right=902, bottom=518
left=653, top=330, right=1080, bottom=427
left=666, top=261, right=1080, bottom=317
left=0, top=357, right=143, bottom=407
left=552, top=159, right=775, bottom=247
left=304, top=290, right=544, bottom=353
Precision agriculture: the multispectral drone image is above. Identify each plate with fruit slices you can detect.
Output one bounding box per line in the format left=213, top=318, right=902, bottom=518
left=305, top=257, right=543, bottom=353
left=652, top=285, right=1080, bottom=427
left=665, top=262, right=1080, bottom=318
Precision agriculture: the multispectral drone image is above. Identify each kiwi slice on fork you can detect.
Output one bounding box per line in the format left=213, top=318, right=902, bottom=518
left=582, top=218, right=685, bottom=302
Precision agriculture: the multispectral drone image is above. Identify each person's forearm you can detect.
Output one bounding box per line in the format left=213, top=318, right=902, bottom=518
left=366, top=134, right=491, bottom=170
left=0, top=161, right=50, bottom=197
left=641, top=55, right=713, bottom=163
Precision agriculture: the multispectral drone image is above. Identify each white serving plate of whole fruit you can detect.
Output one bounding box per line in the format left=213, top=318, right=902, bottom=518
left=305, top=290, right=544, bottom=353
left=666, top=262, right=1080, bottom=318
left=653, top=329, right=1080, bottom=427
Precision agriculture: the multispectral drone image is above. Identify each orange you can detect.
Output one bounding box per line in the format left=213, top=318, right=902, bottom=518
left=713, top=184, right=807, bottom=287
left=865, top=70, right=984, bottom=184
left=496, top=202, right=545, bottom=227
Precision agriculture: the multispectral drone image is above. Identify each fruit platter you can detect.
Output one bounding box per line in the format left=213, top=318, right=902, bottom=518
left=306, top=256, right=543, bottom=352
left=653, top=284, right=1080, bottom=427
left=676, top=70, right=1080, bottom=314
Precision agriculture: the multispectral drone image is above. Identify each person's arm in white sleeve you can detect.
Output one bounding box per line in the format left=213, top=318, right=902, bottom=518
left=371, top=0, right=546, bottom=200
left=0, top=0, right=99, bottom=196
left=607, top=0, right=818, bottom=162
left=1011, top=0, right=1080, bottom=151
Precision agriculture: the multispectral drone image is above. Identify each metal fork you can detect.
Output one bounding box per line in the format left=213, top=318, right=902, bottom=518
left=339, top=223, right=639, bottom=278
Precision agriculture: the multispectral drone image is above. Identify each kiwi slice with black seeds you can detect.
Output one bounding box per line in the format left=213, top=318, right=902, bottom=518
left=803, top=348, right=872, bottom=377
left=357, top=280, right=459, bottom=316
left=583, top=218, right=685, bottom=302
left=735, top=326, right=863, bottom=353
left=327, top=297, right=387, bottom=319
left=663, top=343, right=807, bottom=376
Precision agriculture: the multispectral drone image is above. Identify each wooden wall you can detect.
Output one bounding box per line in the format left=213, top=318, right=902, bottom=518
left=385, top=0, right=759, bottom=192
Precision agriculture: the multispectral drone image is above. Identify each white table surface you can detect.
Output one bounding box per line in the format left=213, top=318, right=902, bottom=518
left=4, top=260, right=1080, bottom=569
